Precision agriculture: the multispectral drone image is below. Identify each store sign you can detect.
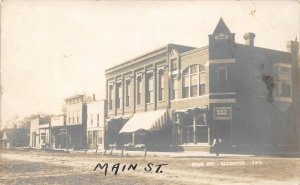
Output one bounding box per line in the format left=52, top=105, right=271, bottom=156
left=214, top=105, right=231, bottom=120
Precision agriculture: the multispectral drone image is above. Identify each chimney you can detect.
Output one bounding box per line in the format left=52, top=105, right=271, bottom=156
left=243, top=32, right=255, bottom=47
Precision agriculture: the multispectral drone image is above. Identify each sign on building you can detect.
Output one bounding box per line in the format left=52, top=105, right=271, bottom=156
left=213, top=105, right=232, bottom=120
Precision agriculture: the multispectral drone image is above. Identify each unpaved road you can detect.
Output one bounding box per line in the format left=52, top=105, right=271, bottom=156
left=1, top=149, right=299, bottom=185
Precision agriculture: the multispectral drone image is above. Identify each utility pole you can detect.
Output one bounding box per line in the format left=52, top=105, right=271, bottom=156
left=0, top=2, right=3, bottom=131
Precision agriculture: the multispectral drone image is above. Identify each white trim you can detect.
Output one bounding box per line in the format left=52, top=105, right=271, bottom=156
left=171, top=94, right=209, bottom=102
left=210, top=98, right=236, bottom=103
left=273, top=63, right=292, bottom=68
left=210, top=92, right=236, bottom=95
left=274, top=97, right=292, bottom=103
left=209, top=58, right=235, bottom=64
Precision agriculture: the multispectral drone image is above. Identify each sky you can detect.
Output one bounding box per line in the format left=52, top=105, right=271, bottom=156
left=1, top=0, right=299, bottom=127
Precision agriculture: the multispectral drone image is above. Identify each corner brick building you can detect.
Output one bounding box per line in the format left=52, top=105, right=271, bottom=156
left=105, top=18, right=300, bottom=153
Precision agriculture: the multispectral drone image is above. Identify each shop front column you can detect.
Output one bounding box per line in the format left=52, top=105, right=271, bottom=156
left=193, top=112, right=197, bottom=144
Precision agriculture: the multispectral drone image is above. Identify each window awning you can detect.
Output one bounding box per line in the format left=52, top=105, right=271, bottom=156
left=106, top=114, right=132, bottom=122
left=174, top=106, right=208, bottom=114
left=119, top=110, right=168, bottom=133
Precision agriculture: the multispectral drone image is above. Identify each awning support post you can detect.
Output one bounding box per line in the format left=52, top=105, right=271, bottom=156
left=193, top=112, right=197, bottom=144
left=132, top=132, right=135, bottom=145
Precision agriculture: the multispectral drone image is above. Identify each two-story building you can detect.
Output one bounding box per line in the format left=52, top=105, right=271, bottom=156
left=86, top=100, right=106, bottom=150
left=106, top=18, right=299, bottom=153
left=65, top=94, right=87, bottom=149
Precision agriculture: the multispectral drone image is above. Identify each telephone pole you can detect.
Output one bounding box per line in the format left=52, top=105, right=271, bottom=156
left=0, top=1, right=3, bottom=131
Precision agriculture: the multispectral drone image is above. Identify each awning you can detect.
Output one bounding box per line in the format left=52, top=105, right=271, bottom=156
left=119, top=110, right=168, bottom=133
left=174, top=106, right=208, bottom=114
left=106, top=114, right=132, bottom=122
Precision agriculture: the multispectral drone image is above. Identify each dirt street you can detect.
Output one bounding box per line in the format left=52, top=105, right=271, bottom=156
left=0, top=149, right=299, bottom=185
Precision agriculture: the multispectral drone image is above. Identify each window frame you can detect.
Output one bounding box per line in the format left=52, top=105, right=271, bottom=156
left=182, top=64, right=206, bottom=98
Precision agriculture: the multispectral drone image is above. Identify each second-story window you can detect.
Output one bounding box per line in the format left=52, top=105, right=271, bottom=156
left=190, top=65, right=198, bottom=97
left=146, top=73, right=154, bottom=103
left=108, top=85, right=113, bottom=110
left=158, top=69, right=164, bottom=101
left=217, top=66, right=228, bottom=92
left=273, top=64, right=292, bottom=97
left=183, top=69, right=189, bottom=98
left=97, top=114, right=99, bottom=127
left=91, top=114, right=93, bottom=125
left=77, top=111, right=79, bottom=123
left=183, top=64, right=206, bottom=98
left=136, top=75, right=142, bottom=105
left=199, top=71, right=206, bottom=95
left=68, top=113, right=71, bottom=124
left=116, top=82, right=122, bottom=109
left=171, top=59, right=177, bottom=71
left=125, top=79, right=130, bottom=107
left=171, top=77, right=178, bottom=100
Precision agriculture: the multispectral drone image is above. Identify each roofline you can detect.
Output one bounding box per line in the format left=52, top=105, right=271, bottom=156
left=50, top=114, right=65, bottom=118
left=180, top=46, right=208, bottom=56
left=235, top=43, right=290, bottom=54
left=64, top=94, right=85, bottom=101
left=105, top=43, right=196, bottom=74
left=105, top=44, right=169, bottom=73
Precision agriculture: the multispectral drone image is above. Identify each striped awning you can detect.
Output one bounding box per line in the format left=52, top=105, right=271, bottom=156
left=119, top=110, right=168, bottom=133
left=106, top=114, right=132, bottom=122
left=174, top=106, right=208, bottom=114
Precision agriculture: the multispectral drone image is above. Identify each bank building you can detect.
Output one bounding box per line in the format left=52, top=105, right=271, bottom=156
left=105, top=18, right=300, bottom=153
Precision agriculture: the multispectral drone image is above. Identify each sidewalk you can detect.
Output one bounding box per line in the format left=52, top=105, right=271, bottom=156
left=70, top=149, right=254, bottom=158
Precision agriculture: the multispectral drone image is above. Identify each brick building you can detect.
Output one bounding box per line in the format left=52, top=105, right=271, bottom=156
left=105, top=18, right=300, bottom=152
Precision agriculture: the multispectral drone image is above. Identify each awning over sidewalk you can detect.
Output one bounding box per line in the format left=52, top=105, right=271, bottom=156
left=119, top=110, right=168, bottom=133
left=174, top=106, right=208, bottom=114
left=106, top=114, right=132, bottom=122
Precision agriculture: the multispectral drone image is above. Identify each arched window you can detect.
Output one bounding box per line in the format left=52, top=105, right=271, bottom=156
left=136, top=76, right=142, bottom=105
left=116, top=81, right=122, bottom=109
left=125, top=79, right=131, bottom=107
left=108, top=84, right=113, bottom=110
left=158, top=69, right=164, bottom=101
left=146, top=72, right=154, bottom=103
left=182, top=65, right=206, bottom=98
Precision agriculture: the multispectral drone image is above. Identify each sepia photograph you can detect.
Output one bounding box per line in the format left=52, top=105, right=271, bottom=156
left=0, top=0, right=299, bottom=184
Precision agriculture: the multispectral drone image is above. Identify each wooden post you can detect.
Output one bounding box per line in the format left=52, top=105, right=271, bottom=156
left=144, top=147, right=148, bottom=158
left=110, top=144, right=113, bottom=155
left=193, top=111, right=196, bottom=144
left=121, top=147, right=124, bottom=157
left=132, top=132, right=135, bottom=145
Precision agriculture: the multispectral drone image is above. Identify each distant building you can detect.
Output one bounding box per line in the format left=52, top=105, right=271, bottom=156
left=30, top=115, right=51, bottom=149
left=105, top=18, right=300, bottom=153
left=64, top=94, right=88, bottom=149
left=50, top=114, right=66, bottom=149
left=86, top=100, right=106, bottom=150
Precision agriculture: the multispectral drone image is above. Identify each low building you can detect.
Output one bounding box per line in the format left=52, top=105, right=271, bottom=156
left=86, top=100, right=106, bottom=150
left=30, top=115, right=51, bottom=149
left=50, top=115, right=66, bottom=149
